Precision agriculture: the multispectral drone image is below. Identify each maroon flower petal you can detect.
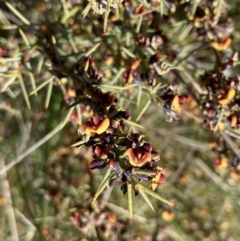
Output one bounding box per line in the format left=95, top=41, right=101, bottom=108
left=151, top=151, right=160, bottom=161
left=125, top=148, right=138, bottom=166
left=109, top=178, right=121, bottom=187
left=137, top=152, right=151, bottom=167
left=92, top=116, right=100, bottom=126
left=89, top=160, right=107, bottom=170
left=142, top=143, right=152, bottom=152
left=121, top=183, right=127, bottom=195
left=108, top=160, right=121, bottom=176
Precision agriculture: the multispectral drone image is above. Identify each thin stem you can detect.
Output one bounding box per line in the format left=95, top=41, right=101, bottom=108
left=135, top=99, right=151, bottom=122
left=0, top=122, right=64, bottom=176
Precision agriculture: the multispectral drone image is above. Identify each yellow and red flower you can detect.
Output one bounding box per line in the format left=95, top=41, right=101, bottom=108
left=150, top=170, right=166, bottom=191
left=124, top=147, right=152, bottom=167
left=83, top=116, right=110, bottom=136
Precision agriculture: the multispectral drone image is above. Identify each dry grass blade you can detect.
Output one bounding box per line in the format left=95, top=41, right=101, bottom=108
left=0, top=156, right=19, bottom=241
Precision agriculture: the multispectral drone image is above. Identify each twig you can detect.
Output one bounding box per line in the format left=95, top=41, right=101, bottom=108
left=194, top=158, right=240, bottom=193
left=220, top=131, right=240, bottom=159
left=225, top=129, right=240, bottom=141
left=16, top=113, right=32, bottom=182
left=15, top=208, right=35, bottom=228
left=154, top=128, right=211, bottom=151
left=0, top=122, right=64, bottom=176
left=0, top=155, right=19, bottom=241
left=167, top=150, right=195, bottom=185
left=15, top=209, right=36, bottom=240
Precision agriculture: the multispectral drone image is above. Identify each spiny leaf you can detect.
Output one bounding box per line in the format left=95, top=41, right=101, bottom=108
left=136, top=99, right=151, bottom=122
left=61, top=107, right=74, bottom=128
left=29, top=76, right=54, bottom=96
left=70, top=139, right=86, bottom=147
left=92, top=168, right=112, bottom=204
left=0, top=104, right=19, bottom=115
left=61, top=6, right=80, bottom=24
left=45, top=79, right=53, bottom=109
left=84, top=42, right=102, bottom=57
left=137, top=184, right=174, bottom=206
left=81, top=3, right=92, bottom=19
left=1, top=77, right=16, bottom=93
left=103, top=0, right=111, bottom=33
left=18, top=74, right=31, bottom=110
left=61, top=99, right=83, bottom=112
left=125, top=119, right=145, bottom=129
left=138, top=188, right=155, bottom=213
left=121, top=47, right=137, bottom=59
left=5, top=2, right=30, bottom=25
left=127, top=182, right=133, bottom=220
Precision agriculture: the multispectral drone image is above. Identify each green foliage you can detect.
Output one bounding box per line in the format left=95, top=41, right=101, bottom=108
left=1, top=0, right=240, bottom=240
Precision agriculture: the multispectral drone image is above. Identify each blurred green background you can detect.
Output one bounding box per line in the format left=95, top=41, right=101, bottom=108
left=1, top=1, right=240, bottom=240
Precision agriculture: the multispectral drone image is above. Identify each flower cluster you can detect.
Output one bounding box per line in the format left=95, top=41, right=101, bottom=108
left=73, top=56, right=166, bottom=197
left=200, top=69, right=240, bottom=131
left=122, top=54, right=187, bottom=122
left=185, top=0, right=233, bottom=51
left=211, top=136, right=240, bottom=177
left=157, top=85, right=188, bottom=122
